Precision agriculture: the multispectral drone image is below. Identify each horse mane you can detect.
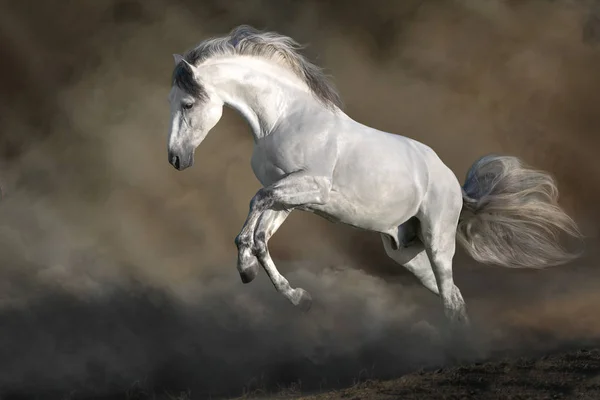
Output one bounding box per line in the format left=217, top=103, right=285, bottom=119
left=172, top=25, right=343, bottom=110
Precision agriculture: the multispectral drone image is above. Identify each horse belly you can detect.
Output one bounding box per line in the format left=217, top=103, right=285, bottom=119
left=306, top=180, right=422, bottom=233
left=312, top=140, right=427, bottom=232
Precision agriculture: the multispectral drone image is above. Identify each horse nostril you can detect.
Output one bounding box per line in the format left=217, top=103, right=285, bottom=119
left=171, top=155, right=180, bottom=169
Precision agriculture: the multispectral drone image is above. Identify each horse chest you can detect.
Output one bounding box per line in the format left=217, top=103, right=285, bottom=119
left=250, top=134, right=324, bottom=185
left=250, top=146, right=289, bottom=187
left=250, top=132, right=336, bottom=187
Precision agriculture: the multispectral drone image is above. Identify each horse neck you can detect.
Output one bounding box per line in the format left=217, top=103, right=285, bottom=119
left=199, top=58, right=317, bottom=141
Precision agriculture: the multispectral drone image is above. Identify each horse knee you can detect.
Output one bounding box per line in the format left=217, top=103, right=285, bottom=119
left=235, top=233, right=252, bottom=250
left=250, top=188, right=274, bottom=211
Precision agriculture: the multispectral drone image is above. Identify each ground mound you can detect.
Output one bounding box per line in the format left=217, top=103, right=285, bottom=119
left=296, top=348, right=600, bottom=400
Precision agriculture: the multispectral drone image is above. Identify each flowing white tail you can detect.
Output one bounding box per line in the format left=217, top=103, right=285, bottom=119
left=457, top=155, right=583, bottom=269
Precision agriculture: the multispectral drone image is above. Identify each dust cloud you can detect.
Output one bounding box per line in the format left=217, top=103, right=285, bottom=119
left=0, top=0, right=599, bottom=398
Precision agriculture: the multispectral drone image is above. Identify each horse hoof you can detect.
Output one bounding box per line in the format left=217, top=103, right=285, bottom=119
left=239, top=259, right=259, bottom=284
left=295, top=288, right=313, bottom=313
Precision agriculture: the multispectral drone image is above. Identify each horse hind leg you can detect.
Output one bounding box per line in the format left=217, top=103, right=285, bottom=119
left=381, top=221, right=439, bottom=295
left=418, top=184, right=469, bottom=327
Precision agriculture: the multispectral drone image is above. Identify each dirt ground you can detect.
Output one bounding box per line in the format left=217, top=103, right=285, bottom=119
left=58, top=347, right=600, bottom=399
left=296, top=348, right=600, bottom=400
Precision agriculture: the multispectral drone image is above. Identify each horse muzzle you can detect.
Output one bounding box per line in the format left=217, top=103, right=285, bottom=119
left=168, top=148, right=194, bottom=171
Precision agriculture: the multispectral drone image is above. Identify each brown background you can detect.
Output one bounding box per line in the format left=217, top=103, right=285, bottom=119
left=0, top=0, right=599, bottom=398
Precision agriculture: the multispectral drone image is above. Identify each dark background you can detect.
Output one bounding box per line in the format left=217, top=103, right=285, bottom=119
left=1, top=0, right=600, bottom=398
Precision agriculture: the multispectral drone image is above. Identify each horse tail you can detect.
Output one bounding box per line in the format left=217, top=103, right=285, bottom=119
left=456, top=155, right=583, bottom=269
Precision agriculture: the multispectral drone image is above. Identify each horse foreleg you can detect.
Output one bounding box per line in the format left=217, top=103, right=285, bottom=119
left=253, top=209, right=312, bottom=311
left=235, top=209, right=290, bottom=283
left=234, top=172, right=332, bottom=308
left=235, top=172, right=331, bottom=257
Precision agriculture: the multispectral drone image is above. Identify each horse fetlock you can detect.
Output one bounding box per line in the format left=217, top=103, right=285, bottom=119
left=441, top=286, right=469, bottom=325
left=290, top=288, right=312, bottom=312
left=237, top=248, right=260, bottom=284
left=234, top=233, right=253, bottom=249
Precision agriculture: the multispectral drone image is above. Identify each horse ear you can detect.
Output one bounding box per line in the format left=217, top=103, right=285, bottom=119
left=173, top=54, right=185, bottom=65
left=182, top=59, right=200, bottom=79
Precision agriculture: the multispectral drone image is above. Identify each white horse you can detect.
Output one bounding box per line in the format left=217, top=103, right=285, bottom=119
left=166, top=25, right=582, bottom=325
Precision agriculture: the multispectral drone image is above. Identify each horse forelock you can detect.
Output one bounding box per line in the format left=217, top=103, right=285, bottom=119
left=171, top=61, right=208, bottom=100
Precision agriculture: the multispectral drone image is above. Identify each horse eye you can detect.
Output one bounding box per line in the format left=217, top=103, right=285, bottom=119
left=182, top=102, right=194, bottom=110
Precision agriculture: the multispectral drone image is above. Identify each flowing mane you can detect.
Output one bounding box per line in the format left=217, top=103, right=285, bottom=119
left=172, top=25, right=343, bottom=110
